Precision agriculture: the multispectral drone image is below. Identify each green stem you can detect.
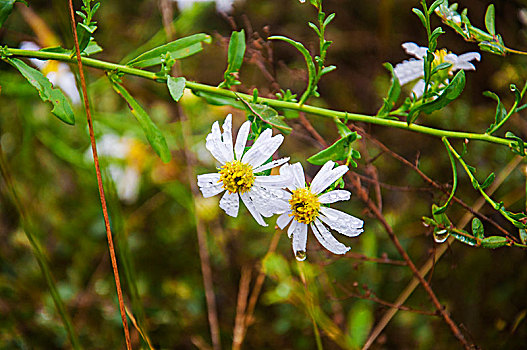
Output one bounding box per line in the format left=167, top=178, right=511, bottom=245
left=2, top=47, right=520, bottom=148
left=488, top=82, right=527, bottom=134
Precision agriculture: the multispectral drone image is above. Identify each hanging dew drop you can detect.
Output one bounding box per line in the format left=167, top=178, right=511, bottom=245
left=434, top=229, right=449, bottom=243
left=295, top=250, right=307, bottom=261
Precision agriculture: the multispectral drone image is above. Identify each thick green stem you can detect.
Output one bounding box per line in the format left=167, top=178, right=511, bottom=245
left=2, top=47, right=519, bottom=148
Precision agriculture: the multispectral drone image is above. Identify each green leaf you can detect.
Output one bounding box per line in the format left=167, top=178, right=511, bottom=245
left=478, top=41, right=506, bottom=56
left=471, top=217, right=484, bottom=239
left=428, top=0, right=444, bottom=15
left=109, top=79, right=171, bottom=163
left=430, top=62, right=452, bottom=75
left=410, top=70, right=465, bottom=123
left=167, top=76, right=186, bottom=102
left=481, top=236, right=508, bottom=249
left=432, top=203, right=452, bottom=227
left=75, top=22, right=91, bottom=54
left=484, top=4, right=495, bottom=36
left=377, top=63, right=401, bottom=118
left=450, top=230, right=478, bottom=246
left=247, top=103, right=292, bottom=134
left=0, top=0, right=25, bottom=28
left=268, top=35, right=316, bottom=104
left=334, top=118, right=352, bottom=137
left=346, top=301, right=373, bottom=349
left=412, top=8, right=427, bottom=29
left=505, top=132, right=526, bottom=156
left=127, top=33, right=212, bottom=68
left=480, top=172, right=495, bottom=190
left=7, top=58, right=75, bottom=125
left=84, top=40, right=103, bottom=56
left=519, top=229, right=527, bottom=245
left=323, top=12, right=335, bottom=27
left=307, top=132, right=361, bottom=166
left=193, top=91, right=245, bottom=109
left=226, top=30, right=245, bottom=74
left=484, top=91, right=507, bottom=134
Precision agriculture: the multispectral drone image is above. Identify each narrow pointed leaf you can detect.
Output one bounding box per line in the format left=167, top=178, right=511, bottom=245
left=127, top=33, right=212, bottom=68
left=226, top=30, right=245, bottom=74
left=0, top=0, right=26, bottom=28
left=110, top=80, right=171, bottom=163
left=307, top=132, right=361, bottom=165
left=377, top=63, right=401, bottom=118
left=484, top=4, right=495, bottom=36
left=7, top=58, right=75, bottom=125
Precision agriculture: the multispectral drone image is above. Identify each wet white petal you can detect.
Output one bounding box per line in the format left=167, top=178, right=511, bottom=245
left=402, top=42, right=428, bottom=59
left=292, top=221, right=308, bottom=260
left=311, top=219, right=350, bottom=255
left=254, top=174, right=290, bottom=188
left=318, top=190, right=351, bottom=204
left=277, top=211, right=293, bottom=229
left=280, top=163, right=305, bottom=191
left=242, top=134, right=284, bottom=168
left=240, top=192, right=267, bottom=226
left=253, top=157, right=290, bottom=173
left=234, top=120, right=251, bottom=160
left=246, top=186, right=290, bottom=217
left=311, top=161, right=348, bottom=195
left=221, top=114, right=235, bottom=161
left=319, top=207, right=364, bottom=237
left=411, top=79, right=426, bottom=99
left=197, top=173, right=224, bottom=198
left=457, top=52, right=480, bottom=64
left=394, top=60, right=424, bottom=85
left=219, top=191, right=239, bottom=217
left=206, top=121, right=231, bottom=164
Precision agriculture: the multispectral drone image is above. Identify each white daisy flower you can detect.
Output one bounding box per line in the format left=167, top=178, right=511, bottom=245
left=19, top=41, right=81, bottom=105
left=197, top=114, right=291, bottom=226
left=394, top=42, right=480, bottom=98
left=272, top=161, right=364, bottom=261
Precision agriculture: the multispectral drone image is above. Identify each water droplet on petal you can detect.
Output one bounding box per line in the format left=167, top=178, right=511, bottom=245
left=295, top=250, right=307, bottom=261
left=434, top=229, right=449, bottom=243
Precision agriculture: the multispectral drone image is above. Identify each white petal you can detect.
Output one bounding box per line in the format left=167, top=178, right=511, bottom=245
left=394, top=59, right=424, bottom=86
left=401, top=42, right=428, bottom=59
left=457, top=52, right=481, bottom=63
left=219, top=191, right=239, bottom=217
left=242, top=129, right=284, bottom=167
left=277, top=212, right=293, bottom=229
left=234, top=120, right=251, bottom=160
left=280, top=162, right=305, bottom=190
left=206, top=121, right=231, bottom=164
left=254, top=174, right=290, bottom=188
left=253, top=157, right=290, bottom=173
left=291, top=221, right=308, bottom=260
left=197, top=173, right=224, bottom=198
left=311, top=219, right=350, bottom=255
left=221, top=114, right=235, bottom=161
left=310, top=161, right=348, bottom=195
left=318, top=190, right=351, bottom=204
left=319, top=207, right=364, bottom=237
left=240, top=192, right=267, bottom=226
left=246, top=186, right=290, bottom=217
left=411, top=79, right=426, bottom=99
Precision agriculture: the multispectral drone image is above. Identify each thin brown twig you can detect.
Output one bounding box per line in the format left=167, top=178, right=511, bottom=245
left=349, top=173, right=471, bottom=349
left=232, top=266, right=252, bottom=350
left=362, top=155, right=523, bottom=349
left=66, top=1, right=132, bottom=349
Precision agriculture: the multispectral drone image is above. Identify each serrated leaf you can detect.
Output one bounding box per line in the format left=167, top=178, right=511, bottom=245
left=7, top=58, right=75, bottom=125
left=109, top=79, right=171, bottom=163
left=307, top=132, right=361, bottom=166
left=481, top=236, right=507, bottom=249
left=480, top=172, right=495, bottom=190
left=377, top=63, right=401, bottom=118
left=127, top=33, right=211, bottom=68
left=167, top=76, right=186, bottom=102
left=471, top=217, right=484, bottom=239
left=484, top=4, right=495, bottom=36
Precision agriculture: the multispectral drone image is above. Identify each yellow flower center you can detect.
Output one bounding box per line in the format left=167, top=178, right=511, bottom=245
left=289, top=187, right=320, bottom=225
left=219, top=160, right=255, bottom=194
left=432, top=49, right=453, bottom=73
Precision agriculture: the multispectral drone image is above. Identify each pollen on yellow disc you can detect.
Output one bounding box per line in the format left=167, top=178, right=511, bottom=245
left=219, top=160, right=255, bottom=194
left=289, top=187, right=320, bottom=224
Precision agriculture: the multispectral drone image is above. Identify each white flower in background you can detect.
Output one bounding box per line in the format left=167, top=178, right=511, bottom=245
left=272, top=161, right=364, bottom=261
left=85, top=134, right=142, bottom=204
left=19, top=41, right=81, bottom=105
left=197, top=114, right=291, bottom=226
left=173, top=0, right=237, bottom=12
left=435, top=3, right=461, bottom=24
left=394, top=42, right=480, bottom=98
